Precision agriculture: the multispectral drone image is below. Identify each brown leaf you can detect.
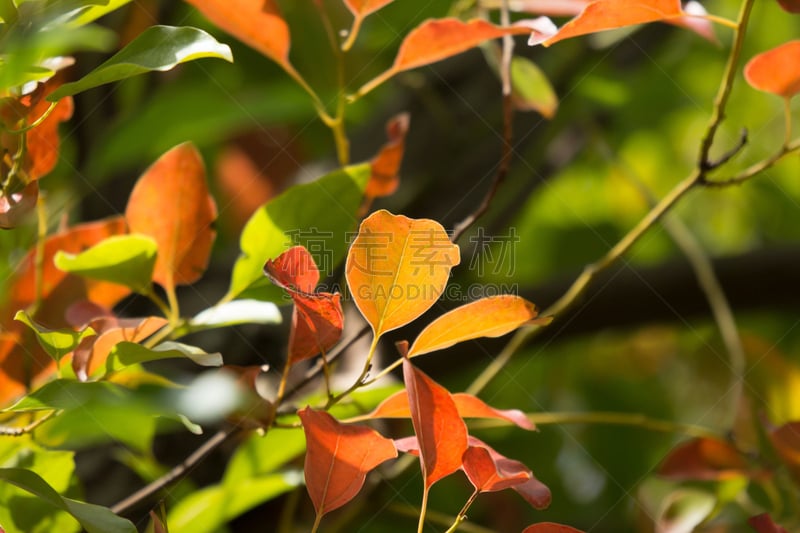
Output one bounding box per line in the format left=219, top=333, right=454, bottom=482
left=363, top=389, right=535, bottom=430
left=748, top=514, right=789, bottom=533
left=521, top=524, right=585, bottom=533
left=356, top=18, right=537, bottom=96
left=346, top=210, right=459, bottom=339
left=777, top=0, right=800, bottom=14
left=299, top=407, right=397, bottom=520
left=185, top=0, right=291, bottom=69
left=125, top=143, right=217, bottom=291
left=768, top=421, right=800, bottom=481
left=744, top=41, right=800, bottom=99
left=408, top=295, right=548, bottom=357
left=658, top=437, right=750, bottom=481
left=0, top=181, right=38, bottom=230
left=403, top=358, right=468, bottom=488
left=366, top=113, right=410, bottom=199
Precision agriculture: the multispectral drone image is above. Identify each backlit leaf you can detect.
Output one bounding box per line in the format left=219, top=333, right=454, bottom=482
left=656, top=489, right=716, bottom=533
left=54, top=234, right=158, bottom=293
left=298, top=407, right=397, bottom=519
left=511, top=57, right=558, bottom=118
left=462, top=443, right=530, bottom=492
left=289, top=293, right=343, bottom=364
left=341, top=0, right=394, bottom=51
left=403, top=358, right=467, bottom=488
left=657, top=437, right=749, bottom=481
left=748, top=514, right=789, bottom=533
left=228, top=163, right=369, bottom=302
left=408, top=295, right=547, bottom=357
left=105, top=341, right=223, bottom=374
left=191, top=299, right=282, bottom=328
left=185, top=0, right=289, bottom=69
left=356, top=18, right=541, bottom=96
left=365, top=112, right=410, bottom=199
left=346, top=210, right=459, bottom=338
left=362, top=389, right=535, bottom=430
left=0, top=468, right=136, bottom=533
left=521, top=524, right=585, bottom=533
left=264, top=245, right=320, bottom=294
left=48, top=26, right=232, bottom=100
left=14, top=310, right=95, bottom=362
left=125, top=142, right=217, bottom=291
left=744, top=41, right=800, bottom=99
left=530, top=0, right=689, bottom=47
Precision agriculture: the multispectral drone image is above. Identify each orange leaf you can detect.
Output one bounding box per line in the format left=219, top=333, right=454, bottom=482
left=125, top=143, right=217, bottom=291
left=744, top=41, right=800, bottom=99
left=25, top=82, right=74, bottom=180
left=657, top=437, right=749, bottom=481
left=408, top=295, right=548, bottom=357
left=365, top=113, right=410, bottom=199
left=363, top=389, right=535, bottom=430
left=748, top=514, right=789, bottom=533
left=3, top=216, right=130, bottom=328
left=532, top=0, right=686, bottom=47
left=264, top=245, right=320, bottom=294
left=185, top=0, right=291, bottom=70
left=342, top=0, right=393, bottom=17
left=522, top=524, right=585, bottom=533
left=70, top=316, right=169, bottom=380
left=0, top=333, right=28, bottom=407
left=298, top=407, right=397, bottom=519
left=777, top=0, right=800, bottom=14
left=289, top=293, right=344, bottom=364
left=0, top=181, right=38, bottom=230
left=346, top=210, right=459, bottom=339
left=403, top=358, right=467, bottom=488
left=356, top=19, right=539, bottom=96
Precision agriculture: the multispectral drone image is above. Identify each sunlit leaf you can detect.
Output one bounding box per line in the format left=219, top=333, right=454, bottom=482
left=366, top=112, right=410, bottom=199
left=463, top=445, right=530, bottom=491
left=185, top=0, right=289, bottom=69
left=403, top=358, right=467, bottom=488
left=657, top=437, right=749, bottom=481
left=744, top=41, right=800, bottom=99
left=511, top=57, right=558, bottom=118
left=656, top=488, right=716, bottom=533
left=356, top=18, right=542, bottom=96
left=346, top=210, right=459, bottom=339
left=521, top=524, right=585, bottom=533
left=748, top=513, right=789, bottom=533
left=23, top=79, right=75, bottom=180
left=48, top=26, right=232, bottom=100
left=14, top=310, right=95, bottom=362
left=66, top=0, right=133, bottom=27
left=264, top=245, right=320, bottom=294
left=191, top=299, right=282, bottom=328
left=0, top=468, right=136, bottom=533
left=289, top=293, right=343, bottom=364
left=298, top=407, right=397, bottom=520
left=104, top=341, right=223, bottom=374
left=408, top=295, right=546, bottom=357
left=341, top=0, right=394, bottom=50
left=362, top=389, right=535, bottom=430
left=228, top=164, right=369, bottom=302
left=125, top=142, right=217, bottom=291
left=54, top=234, right=158, bottom=293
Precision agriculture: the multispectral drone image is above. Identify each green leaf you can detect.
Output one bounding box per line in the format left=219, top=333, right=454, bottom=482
left=167, top=472, right=301, bottom=533
left=5, top=380, right=128, bottom=412
left=48, top=25, right=233, bottom=101
left=14, top=310, right=95, bottom=362
left=53, top=234, right=158, bottom=292
left=191, top=299, right=282, bottom=328
left=511, top=56, right=558, bottom=119
left=65, top=0, right=131, bottom=27
left=105, top=341, right=223, bottom=374
left=227, top=163, right=370, bottom=302
left=224, top=428, right=307, bottom=486
left=0, top=468, right=136, bottom=533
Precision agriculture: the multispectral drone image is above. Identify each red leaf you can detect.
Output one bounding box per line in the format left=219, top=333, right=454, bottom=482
left=658, top=437, right=749, bottom=481
left=298, top=407, right=397, bottom=519
left=125, top=143, right=217, bottom=291
left=366, top=113, right=410, bottom=199
left=264, top=245, right=320, bottom=294
left=403, top=358, right=468, bottom=488
left=289, top=293, right=344, bottom=364
left=522, top=524, right=585, bottom=533
left=185, top=0, right=291, bottom=69
left=531, top=0, right=687, bottom=47
left=744, top=41, right=800, bottom=99
left=768, top=421, right=800, bottom=481
left=364, top=389, right=535, bottom=430
left=356, top=19, right=539, bottom=96
left=748, top=514, right=789, bottom=533
left=70, top=316, right=169, bottom=381
left=0, top=181, right=38, bottom=230
left=777, top=0, right=800, bottom=14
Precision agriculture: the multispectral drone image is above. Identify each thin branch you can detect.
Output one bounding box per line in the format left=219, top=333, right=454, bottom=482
left=0, top=410, right=58, bottom=436
left=702, top=137, right=800, bottom=187
left=467, top=0, right=756, bottom=397
left=451, top=0, right=515, bottom=243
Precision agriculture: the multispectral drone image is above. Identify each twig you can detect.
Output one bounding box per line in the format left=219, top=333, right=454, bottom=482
left=467, top=0, right=756, bottom=397
left=702, top=137, right=800, bottom=187
left=110, top=426, right=240, bottom=515
left=0, top=410, right=58, bottom=436
left=451, top=0, right=515, bottom=243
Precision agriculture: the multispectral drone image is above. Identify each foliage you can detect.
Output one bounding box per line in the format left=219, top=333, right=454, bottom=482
left=0, top=0, right=799, bottom=532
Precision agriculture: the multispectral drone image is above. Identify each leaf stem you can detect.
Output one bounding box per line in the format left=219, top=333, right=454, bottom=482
left=695, top=13, right=739, bottom=30
left=311, top=510, right=324, bottom=533
left=0, top=409, right=59, bottom=436
left=325, top=333, right=378, bottom=409
left=341, top=15, right=363, bottom=52
left=445, top=490, right=480, bottom=533
left=702, top=137, right=800, bottom=187
left=317, top=3, right=351, bottom=166
left=418, top=485, right=430, bottom=533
